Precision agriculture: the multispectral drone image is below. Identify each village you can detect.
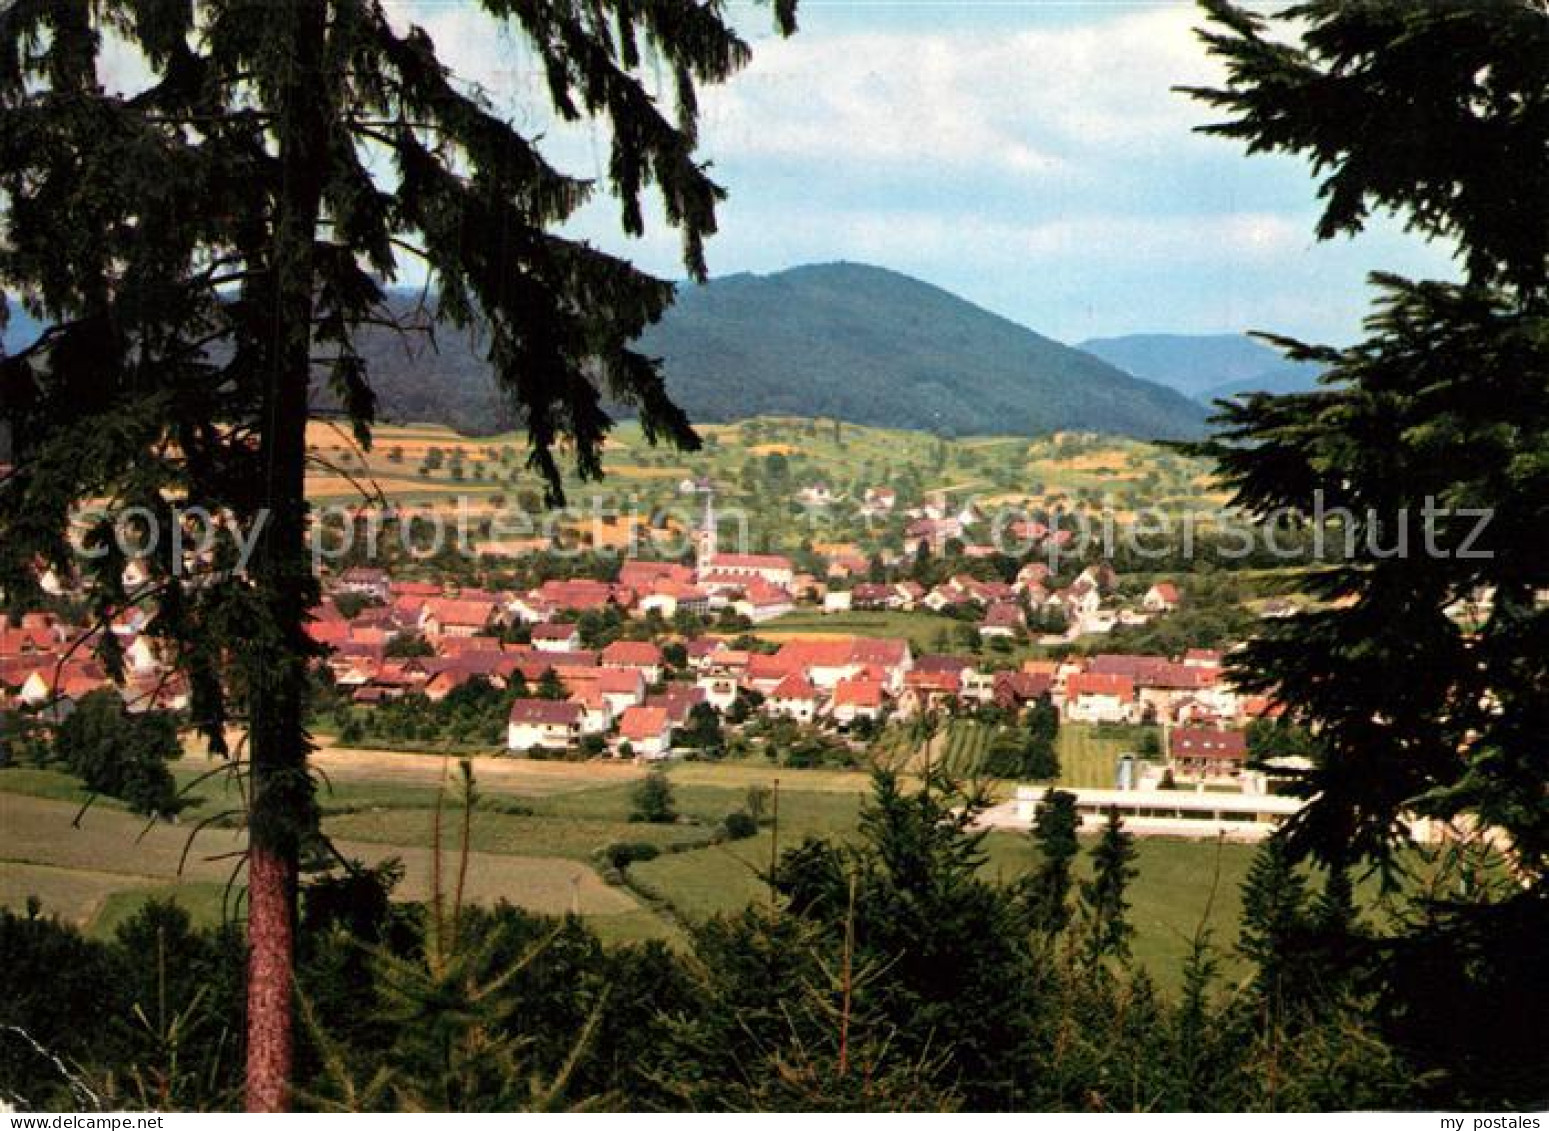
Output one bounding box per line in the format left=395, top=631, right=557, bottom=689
left=0, top=481, right=1300, bottom=840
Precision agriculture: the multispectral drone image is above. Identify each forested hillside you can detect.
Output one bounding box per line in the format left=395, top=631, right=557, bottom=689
left=338, top=265, right=1209, bottom=440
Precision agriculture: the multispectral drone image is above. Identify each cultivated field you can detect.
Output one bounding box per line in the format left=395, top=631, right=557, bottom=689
left=301, top=417, right=1224, bottom=557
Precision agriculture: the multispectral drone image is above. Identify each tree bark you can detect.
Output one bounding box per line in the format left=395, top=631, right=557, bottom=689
left=244, top=0, right=330, bottom=1112
left=244, top=846, right=297, bottom=1112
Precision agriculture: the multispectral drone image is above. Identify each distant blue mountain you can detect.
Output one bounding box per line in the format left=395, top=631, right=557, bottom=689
left=1078, top=332, right=1321, bottom=405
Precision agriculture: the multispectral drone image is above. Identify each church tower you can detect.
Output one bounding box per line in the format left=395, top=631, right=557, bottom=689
left=694, top=479, right=717, bottom=569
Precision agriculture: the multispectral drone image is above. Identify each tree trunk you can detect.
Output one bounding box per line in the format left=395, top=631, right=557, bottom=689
left=244, top=846, right=297, bottom=1112
left=244, top=0, right=330, bottom=1112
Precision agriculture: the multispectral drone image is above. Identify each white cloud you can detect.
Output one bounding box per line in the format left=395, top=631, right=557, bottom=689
left=697, top=7, right=1223, bottom=179
left=764, top=208, right=1307, bottom=270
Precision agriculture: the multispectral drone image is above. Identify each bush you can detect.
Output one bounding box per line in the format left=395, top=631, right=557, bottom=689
left=721, top=811, right=758, bottom=840
left=602, top=841, right=662, bottom=869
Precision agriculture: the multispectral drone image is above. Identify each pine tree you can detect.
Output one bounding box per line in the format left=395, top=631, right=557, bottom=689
left=1181, top=1, right=1548, bottom=1102
left=1236, top=838, right=1308, bottom=1012
left=0, top=0, right=795, bottom=1109
left=1181, top=0, right=1548, bottom=877
left=1027, top=788, right=1079, bottom=937
left=1079, top=807, right=1138, bottom=964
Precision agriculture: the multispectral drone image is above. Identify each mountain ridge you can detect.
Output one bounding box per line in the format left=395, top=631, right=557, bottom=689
left=8, top=268, right=1215, bottom=440
left=348, top=262, right=1209, bottom=440
left=1078, top=331, right=1321, bottom=404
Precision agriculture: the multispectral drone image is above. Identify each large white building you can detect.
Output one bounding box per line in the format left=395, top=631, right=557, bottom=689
left=986, top=787, right=1305, bottom=841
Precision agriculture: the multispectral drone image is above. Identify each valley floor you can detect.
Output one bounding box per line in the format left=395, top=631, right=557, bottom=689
left=0, top=739, right=1272, bottom=988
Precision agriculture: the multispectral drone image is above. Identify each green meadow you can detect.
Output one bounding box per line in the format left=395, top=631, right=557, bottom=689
left=1, top=740, right=1269, bottom=988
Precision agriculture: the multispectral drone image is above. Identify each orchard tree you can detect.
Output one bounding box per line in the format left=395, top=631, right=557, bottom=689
left=0, top=0, right=795, bottom=1109
left=630, top=767, right=677, bottom=824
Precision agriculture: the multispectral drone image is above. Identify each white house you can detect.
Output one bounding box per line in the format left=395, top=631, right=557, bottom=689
left=767, top=674, right=822, bottom=723
left=531, top=623, right=581, bottom=653
left=616, top=705, right=673, bottom=760
left=594, top=668, right=647, bottom=716
left=600, top=640, right=664, bottom=684
left=1063, top=673, right=1135, bottom=725
left=828, top=678, right=886, bottom=726
left=734, top=582, right=795, bottom=623
left=697, top=552, right=796, bottom=589
left=823, top=589, right=854, bottom=614
left=567, top=685, right=615, bottom=736
left=507, top=699, right=583, bottom=752
left=1144, top=582, right=1181, bottom=613
left=979, top=602, right=1025, bottom=640
left=696, top=674, right=740, bottom=712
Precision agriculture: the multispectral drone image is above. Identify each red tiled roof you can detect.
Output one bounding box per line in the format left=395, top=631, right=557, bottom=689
left=535, top=579, right=618, bottom=610
left=905, top=669, right=961, bottom=693
left=832, top=678, right=884, bottom=708
left=1170, top=727, right=1248, bottom=762
left=994, top=671, right=1053, bottom=701
left=915, top=653, right=971, bottom=674
left=770, top=673, right=819, bottom=701
left=508, top=699, right=583, bottom=726
left=545, top=650, right=598, bottom=668
left=774, top=640, right=851, bottom=668
left=982, top=602, right=1025, bottom=629
left=305, top=620, right=350, bottom=648
left=846, top=637, right=909, bottom=668
left=775, top=637, right=909, bottom=672
left=0, top=622, right=58, bottom=655
left=746, top=652, right=800, bottom=682
left=1088, top=654, right=1214, bottom=690
left=435, top=635, right=505, bottom=656
left=644, top=685, right=705, bottom=723
left=422, top=598, right=498, bottom=628
left=601, top=640, right=663, bottom=667
left=1066, top=672, right=1134, bottom=700
left=618, top=561, right=694, bottom=589
left=702, top=552, right=793, bottom=571
left=618, top=705, right=671, bottom=742
left=531, top=623, right=579, bottom=640
left=740, top=581, right=793, bottom=606
left=563, top=666, right=645, bottom=693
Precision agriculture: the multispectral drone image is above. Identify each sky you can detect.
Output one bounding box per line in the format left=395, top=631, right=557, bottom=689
left=93, top=1, right=1459, bottom=348
left=399, top=0, right=1461, bottom=347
